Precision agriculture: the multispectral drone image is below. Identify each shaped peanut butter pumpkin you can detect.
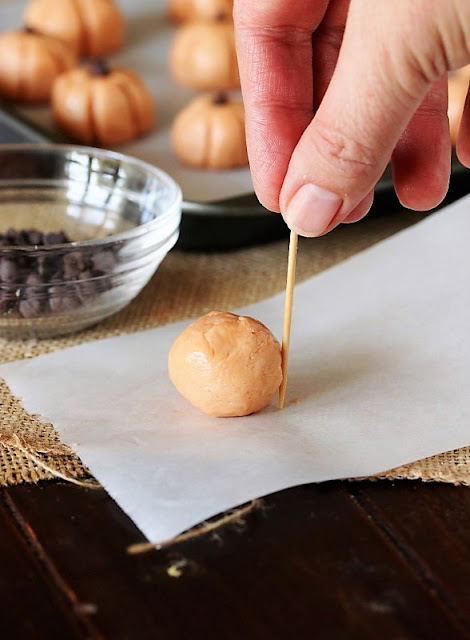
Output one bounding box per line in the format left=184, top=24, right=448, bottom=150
left=23, top=0, right=125, bottom=58
left=170, top=14, right=239, bottom=91
left=172, top=92, right=248, bottom=169
left=169, top=0, right=233, bottom=23
left=52, top=61, right=155, bottom=146
left=0, top=28, right=77, bottom=102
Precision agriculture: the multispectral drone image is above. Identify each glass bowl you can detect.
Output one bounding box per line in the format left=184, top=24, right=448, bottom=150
left=0, top=144, right=182, bottom=339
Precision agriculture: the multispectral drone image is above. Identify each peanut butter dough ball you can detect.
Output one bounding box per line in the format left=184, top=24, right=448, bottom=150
left=168, top=311, right=283, bottom=417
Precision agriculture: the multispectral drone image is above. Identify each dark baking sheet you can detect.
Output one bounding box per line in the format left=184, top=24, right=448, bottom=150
left=1, top=102, right=468, bottom=251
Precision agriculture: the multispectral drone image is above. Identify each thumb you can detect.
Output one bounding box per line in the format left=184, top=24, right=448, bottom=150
left=279, top=0, right=456, bottom=236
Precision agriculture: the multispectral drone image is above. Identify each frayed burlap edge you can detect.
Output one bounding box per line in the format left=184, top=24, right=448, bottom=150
left=0, top=212, right=468, bottom=488
left=375, top=447, right=470, bottom=486
left=0, top=379, right=94, bottom=486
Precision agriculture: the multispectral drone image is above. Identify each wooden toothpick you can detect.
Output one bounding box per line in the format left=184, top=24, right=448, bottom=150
left=279, top=230, right=298, bottom=409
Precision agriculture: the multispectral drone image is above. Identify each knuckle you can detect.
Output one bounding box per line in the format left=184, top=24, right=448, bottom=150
left=312, top=120, right=378, bottom=180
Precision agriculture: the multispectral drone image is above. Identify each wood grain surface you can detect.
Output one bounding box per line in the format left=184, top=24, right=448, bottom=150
left=2, top=479, right=469, bottom=639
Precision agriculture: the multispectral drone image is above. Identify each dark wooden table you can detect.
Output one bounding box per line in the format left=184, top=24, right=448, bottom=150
left=2, top=478, right=469, bottom=639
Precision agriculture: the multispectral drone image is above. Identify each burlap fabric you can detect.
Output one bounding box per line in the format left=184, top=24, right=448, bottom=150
left=0, top=211, right=469, bottom=486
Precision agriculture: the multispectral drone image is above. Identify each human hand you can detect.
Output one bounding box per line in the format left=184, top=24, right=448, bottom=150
left=233, top=0, right=470, bottom=236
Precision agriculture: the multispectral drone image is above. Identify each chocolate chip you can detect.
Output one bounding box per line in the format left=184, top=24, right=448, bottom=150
left=37, top=255, right=58, bottom=280
left=25, top=272, right=44, bottom=287
left=5, top=228, right=19, bottom=244
left=63, top=251, right=86, bottom=279
left=19, top=297, right=44, bottom=318
left=23, top=273, right=46, bottom=304
left=18, top=230, right=31, bottom=246
left=0, top=258, right=18, bottom=283
left=24, top=229, right=43, bottom=246
left=77, top=270, right=98, bottom=302
left=44, top=231, right=68, bottom=245
left=92, top=270, right=112, bottom=293
left=49, top=284, right=81, bottom=313
left=91, top=249, right=115, bottom=272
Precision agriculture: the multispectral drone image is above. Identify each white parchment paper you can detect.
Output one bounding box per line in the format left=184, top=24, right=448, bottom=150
left=0, top=0, right=253, bottom=203
left=1, top=195, right=470, bottom=542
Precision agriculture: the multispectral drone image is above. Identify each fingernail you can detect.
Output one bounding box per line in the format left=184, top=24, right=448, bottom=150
left=284, top=184, right=343, bottom=237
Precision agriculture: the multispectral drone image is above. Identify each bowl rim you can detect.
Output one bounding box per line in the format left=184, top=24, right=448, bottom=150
left=0, top=143, right=183, bottom=250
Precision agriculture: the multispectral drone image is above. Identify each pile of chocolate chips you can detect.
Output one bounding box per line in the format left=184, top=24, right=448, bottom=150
left=0, top=228, right=115, bottom=319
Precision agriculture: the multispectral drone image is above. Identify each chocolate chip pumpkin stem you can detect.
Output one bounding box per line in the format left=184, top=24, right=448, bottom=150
left=213, top=92, right=228, bottom=105
left=23, top=25, right=36, bottom=34
left=215, top=11, right=228, bottom=22
left=87, top=59, right=110, bottom=76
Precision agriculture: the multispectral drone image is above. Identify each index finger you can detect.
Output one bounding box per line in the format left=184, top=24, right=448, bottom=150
left=234, top=0, right=329, bottom=212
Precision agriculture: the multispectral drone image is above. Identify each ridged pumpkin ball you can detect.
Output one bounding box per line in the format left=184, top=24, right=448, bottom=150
left=172, top=93, right=248, bottom=169
left=52, top=61, right=155, bottom=146
left=170, top=15, right=239, bottom=91
left=0, top=28, right=77, bottom=102
left=169, top=0, right=233, bottom=23
left=23, top=0, right=125, bottom=57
